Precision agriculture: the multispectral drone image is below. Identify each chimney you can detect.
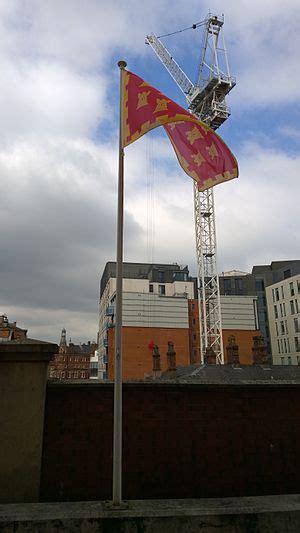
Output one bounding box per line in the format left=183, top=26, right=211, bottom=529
left=152, top=344, right=161, bottom=379
left=252, top=335, right=270, bottom=365
left=204, top=346, right=216, bottom=365
left=166, top=341, right=176, bottom=378
left=226, top=335, right=240, bottom=365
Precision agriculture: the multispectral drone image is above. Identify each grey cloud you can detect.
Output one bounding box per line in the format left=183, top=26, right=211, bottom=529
left=0, top=137, right=143, bottom=316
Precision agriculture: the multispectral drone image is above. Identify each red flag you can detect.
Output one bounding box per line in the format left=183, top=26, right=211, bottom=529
left=122, top=70, right=238, bottom=192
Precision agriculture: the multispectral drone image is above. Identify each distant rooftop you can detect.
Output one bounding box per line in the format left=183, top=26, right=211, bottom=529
left=220, top=270, right=249, bottom=277
left=160, top=364, right=300, bottom=385
left=100, top=261, right=190, bottom=297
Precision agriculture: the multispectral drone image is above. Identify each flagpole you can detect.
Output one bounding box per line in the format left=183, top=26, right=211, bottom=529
left=112, top=59, right=127, bottom=506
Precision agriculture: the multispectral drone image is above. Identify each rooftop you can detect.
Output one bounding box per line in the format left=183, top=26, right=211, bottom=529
left=161, top=364, right=300, bottom=385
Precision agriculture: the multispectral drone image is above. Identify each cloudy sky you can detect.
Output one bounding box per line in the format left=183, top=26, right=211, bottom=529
left=1, top=0, right=299, bottom=343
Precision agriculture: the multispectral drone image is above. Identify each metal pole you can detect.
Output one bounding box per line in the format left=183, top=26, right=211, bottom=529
left=112, top=59, right=127, bottom=506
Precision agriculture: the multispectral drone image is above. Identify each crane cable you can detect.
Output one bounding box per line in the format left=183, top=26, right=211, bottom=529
left=157, top=19, right=207, bottom=39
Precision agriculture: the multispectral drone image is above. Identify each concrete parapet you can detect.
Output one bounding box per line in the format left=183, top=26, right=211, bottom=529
left=0, top=494, right=299, bottom=532
left=0, top=340, right=57, bottom=504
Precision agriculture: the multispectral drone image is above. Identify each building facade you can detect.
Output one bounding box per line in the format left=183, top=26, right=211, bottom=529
left=99, top=263, right=194, bottom=379
left=48, top=328, right=96, bottom=379
left=99, top=262, right=260, bottom=378
left=219, top=261, right=300, bottom=355
left=189, top=295, right=259, bottom=365
left=266, top=274, right=300, bottom=365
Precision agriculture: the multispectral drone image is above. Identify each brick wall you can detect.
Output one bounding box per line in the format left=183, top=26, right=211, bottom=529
left=223, top=329, right=261, bottom=364
left=107, top=327, right=190, bottom=379
left=41, top=382, right=300, bottom=502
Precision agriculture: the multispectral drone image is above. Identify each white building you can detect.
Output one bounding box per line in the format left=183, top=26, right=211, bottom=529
left=266, top=274, right=300, bottom=365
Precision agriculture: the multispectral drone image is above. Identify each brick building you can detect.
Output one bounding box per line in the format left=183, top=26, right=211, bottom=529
left=0, top=314, right=27, bottom=341
left=99, top=262, right=260, bottom=379
left=48, top=328, right=96, bottom=380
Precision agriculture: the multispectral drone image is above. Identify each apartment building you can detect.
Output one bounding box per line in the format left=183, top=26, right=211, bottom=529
left=99, top=262, right=194, bottom=379
left=98, top=262, right=260, bottom=379
left=219, top=261, right=300, bottom=354
left=266, top=274, right=300, bottom=365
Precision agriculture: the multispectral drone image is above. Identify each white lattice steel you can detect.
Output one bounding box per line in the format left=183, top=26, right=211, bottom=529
left=146, top=13, right=235, bottom=364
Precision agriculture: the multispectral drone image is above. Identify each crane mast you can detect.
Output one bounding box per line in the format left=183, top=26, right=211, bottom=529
left=146, top=14, right=236, bottom=364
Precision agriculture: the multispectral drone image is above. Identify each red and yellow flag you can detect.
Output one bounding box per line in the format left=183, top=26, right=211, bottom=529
left=123, top=70, right=238, bottom=192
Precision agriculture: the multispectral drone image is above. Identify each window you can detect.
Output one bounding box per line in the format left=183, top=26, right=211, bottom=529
left=158, top=284, right=165, bottom=295
left=192, top=303, right=195, bottom=310
left=277, top=339, right=281, bottom=353
left=280, top=321, right=285, bottom=334
left=223, top=278, right=232, bottom=294
left=288, top=356, right=292, bottom=365
left=281, top=286, right=285, bottom=299
left=255, top=279, right=264, bottom=292
left=149, top=284, right=153, bottom=293
left=297, top=356, right=300, bottom=366
left=284, top=338, right=287, bottom=353
left=173, top=271, right=187, bottom=281
left=272, top=289, right=275, bottom=302
left=280, top=339, right=284, bottom=352
left=284, top=269, right=291, bottom=279
left=275, top=288, right=279, bottom=301
left=275, top=322, right=279, bottom=336
left=274, top=305, right=278, bottom=319
left=280, top=303, right=283, bottom=317
left=193, top=334, right=196, bottom=341
left=294, top=317, right=299, bottom=333
left=295, top=337, right=300, bottom=352
left=297, top=280, right=300, bottom=294
left=235, top=278, right=243, bottom=293
left=158, top=271, right=165, bottom=283
left=283, top=303, right=286, bottom=317
left=285, top=320, right=288, bottom=334
left=281, top=357, right=285, bottom=365
left=290, top=300, right=295, bottom=314
left=287, top=338, right=290, bottom=353
left=290, top=282, right=295, bottom=296
left=296, top=299, right=299, bottom=314
left=192, top=318, right=196, bottom=325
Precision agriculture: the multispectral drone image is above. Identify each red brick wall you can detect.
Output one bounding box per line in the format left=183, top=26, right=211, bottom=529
left=107, top=327, right=190, bottom=379
left=223, top=329, right=261, bottom=364
left=41, top=382, right=300, bottom=502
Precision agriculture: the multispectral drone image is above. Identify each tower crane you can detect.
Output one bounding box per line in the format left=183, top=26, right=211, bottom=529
left=146, top=14, right=236, bottom=364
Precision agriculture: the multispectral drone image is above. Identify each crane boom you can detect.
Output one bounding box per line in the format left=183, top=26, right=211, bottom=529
left=146, top=14, right=236, bottom=365
left=146, top=33, right=193, bottom=98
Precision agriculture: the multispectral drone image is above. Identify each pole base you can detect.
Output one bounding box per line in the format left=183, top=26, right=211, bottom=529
left=104, top=500, right=129, bottom=510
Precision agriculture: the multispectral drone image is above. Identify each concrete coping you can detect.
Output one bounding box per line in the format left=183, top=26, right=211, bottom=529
left=47, top=379, right=300, bottom=388
left=0, top=339, right=58, bottom=362
left=0, top=494, right=299, bottom=522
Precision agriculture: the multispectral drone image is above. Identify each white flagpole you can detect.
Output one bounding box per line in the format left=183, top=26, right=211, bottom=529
left=112, top=59, right=127, bottom=505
